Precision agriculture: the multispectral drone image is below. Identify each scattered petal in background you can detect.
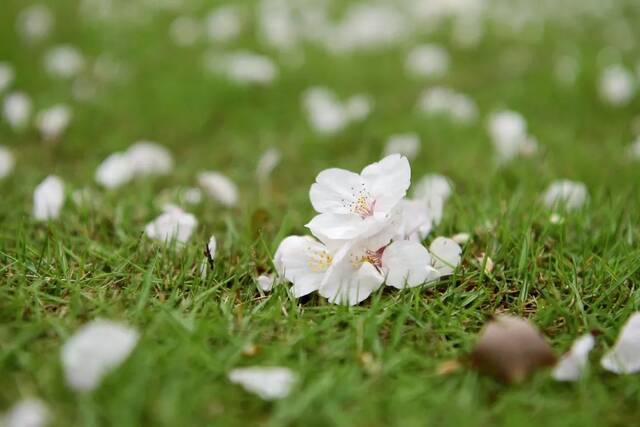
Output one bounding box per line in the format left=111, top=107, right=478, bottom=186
left=36, top=104, right=72, bottom=141
left=3, top=91, right=32, bottom=131
left=552, top=333, right=595, bottom=381
left=33, top=175, right=65, bottom=221
left=1, top=398, right=49, bottom=427
left=228, top=366, right=296, bottom=400
left=384, top=133, right=420, bottom=160
left=257, top=274, right=275, bottom=292
left=405, top=44, right=450, bottom=78
left=599, top=64, right=636, bottom=106
left=198, top=171, right=238, bottom=207
left=61, top=320, right=139, bottom=392
left=256, top=147, right=281, bottom=181
left=601, top=312, right=640, bottom=374
left=542, top=180, right=588, bottom=211
left=145, top=205, right=198, bottom=246
left=0, top=145, right=15, bottom=179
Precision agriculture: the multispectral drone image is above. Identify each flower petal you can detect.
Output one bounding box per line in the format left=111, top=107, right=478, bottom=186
left=361, top=154, right=411, bottom=214
left=61, top=320, right=139, bottom=392
left=33, top=175, right=64, bottom=221
left=552, top=333, right=595, bottom=381
left=429, top=237, right=462, bottom=276
left=319, top=261, right=384, bottom=306
left=382, top=240, right=439, bottom=289
left=274, top=236, right=330, bottom=297
left=198, top=171, right=238, bottom=207
left=309, top=167, right=367, bottom=214
left=228, top=366, right=296, bottom=400
left=601, top=312, right=640, bottom=374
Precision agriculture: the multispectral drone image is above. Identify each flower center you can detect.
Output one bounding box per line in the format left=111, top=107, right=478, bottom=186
left=308, top=249, right=333, bottom=272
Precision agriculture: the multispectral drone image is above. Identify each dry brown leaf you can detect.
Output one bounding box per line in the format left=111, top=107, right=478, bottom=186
left=470, top=315, right=556, bottom=384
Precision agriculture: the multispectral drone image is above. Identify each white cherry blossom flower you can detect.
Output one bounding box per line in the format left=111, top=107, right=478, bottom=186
left=429, top=237, right=462, bottom=276
left=542, top=180, right=588, bottom=211
left=406, top=44, right=450, bottom=78
left=145, top=206, right=197, bottom=246
left=384, top=133, right=420, bottom=159
left=256, top=147, right=280, bottom=181
left=205, top=5, right=242, bottom=42
left=36, top=104, right=72, bottom=141
left=487, top=110, right=538, bottom=162
left=61, top=320, right=139, bottom=392
left=552, top=333, right=595, bottom=381
left=2, top=398, right=49, bottom=427
left=599, top=64, right=636, bottom=106
left=3, top=91, right=32, bottom=130
left=198, top=171, right=238, bottom=207
left=33, top=175, right=65, bottom=221
left=228, top=366, right=296, bottom=400
left=0, top=62, right=15, bottom=93
left=601, top=312, right=640, bottom=374
left=306, top=154, right=410, bottom=241
left=381, top=240, right=439, bottom=289
left=17, top=4, right=53, bottom=42
left=394, top=198, right=440, bottom=241
left=0, top=146, right=15, bottom=179
left=44, top=45, right=85, bottom=79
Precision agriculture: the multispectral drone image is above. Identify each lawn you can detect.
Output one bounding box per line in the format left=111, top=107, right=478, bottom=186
left=1, top=1, right=640, bottom=426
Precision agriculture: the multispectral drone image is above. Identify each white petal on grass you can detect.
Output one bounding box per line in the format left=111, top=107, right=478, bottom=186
left=256, top=147, right=281, bottom=180
left=126, top=141, right=174, bottom=176
left=406, top=44, right=450, bottom=78
left=198, top=171, right=238, bottom=207
left=144, top=206, right=198, bottom=246
left=183, top=187, right=202, bottom=204
left=429, top=237, right=462, bottom=276
left=552, top=333, right=595, bottom=381
left=487, top=110, right=538, bottom=162
left=451, top=232, right=470, bottom=245
left=542, top=180, right=588, bottom=211
left=44, top=44, right=85, bottom=79
left=33, top=175, right=64, bottom=221
left=601, top=312, right=640, bottom=374
left=0, top=62, right=15, bottom=93
left=95, top=152, right=134, bottom=189
left=3, top=91, right=32, bottom=130
left=207, top=235, right=217, bottom=260
left=0, top=146, right=15, bottom=179
left=17, top=4, right=53, bottom=42
left=36, top=104, right=72, bottom=141
left=384, top=133, right=420, bottom=159
left=344, top=94, right=372, bottom=122
left=413, top=174, right=453, bottom=202
left=302, top=87, right=349, bottom=135
left=418, top=86, right=477, bottom=124
left=2, top=398, right=50, bottom=427
left=205, top=51, right=277, bottom=85
left=257, top=274, right=275, bottom=292
left=169, top=16, right=201, bottom=46
left=228, top=366, right=296, bottom=400
left=395, top=199, right=437, bottom=241
left=382, top=240, right=439, bottom=289
left=61, top=320, right=139, bottom=392
left=599, top=64, right=636, bottom=106
left=627, top=136, right=640, bottom=160
left=205, top=5, right=242, bottom=42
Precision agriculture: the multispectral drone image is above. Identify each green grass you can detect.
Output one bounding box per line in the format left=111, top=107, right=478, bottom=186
left=2, top=1, right=640, bottom=426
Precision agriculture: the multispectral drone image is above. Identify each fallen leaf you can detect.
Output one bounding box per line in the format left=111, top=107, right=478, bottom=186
left=470, top=315, right=556, bottom=384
